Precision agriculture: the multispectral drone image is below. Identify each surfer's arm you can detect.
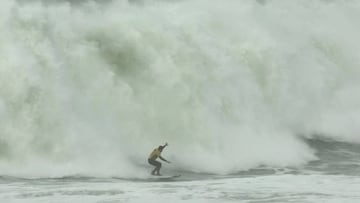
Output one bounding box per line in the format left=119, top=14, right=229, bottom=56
left=162, top=143, right=168, bottom=148
left=159, top=156, right=170, bottom=163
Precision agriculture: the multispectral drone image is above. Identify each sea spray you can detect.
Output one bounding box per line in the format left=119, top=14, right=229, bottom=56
left=0, top=0, right=359, bottom=177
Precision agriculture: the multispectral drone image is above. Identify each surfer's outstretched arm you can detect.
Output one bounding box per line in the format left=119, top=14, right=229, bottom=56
left=159, top=156, right=170, bottom=163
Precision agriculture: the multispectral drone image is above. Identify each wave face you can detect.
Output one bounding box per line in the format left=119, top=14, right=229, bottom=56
left=0, top=0, right=360, bottom=177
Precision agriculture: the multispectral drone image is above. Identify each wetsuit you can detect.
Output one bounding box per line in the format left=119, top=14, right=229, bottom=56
left=148, top=148, right=162, bottom=172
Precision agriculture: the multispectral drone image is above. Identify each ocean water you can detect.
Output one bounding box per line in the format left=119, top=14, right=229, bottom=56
left=1, top=0, right=360, bottom=202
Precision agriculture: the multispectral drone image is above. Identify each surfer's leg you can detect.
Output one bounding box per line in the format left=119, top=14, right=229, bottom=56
left=151, top=168, right=156, bottom=175
left=148, top=159, right=161, bottom=175
left=148, top=159, right=156, bottom=175
left=155, top=161, right=162, bottom=175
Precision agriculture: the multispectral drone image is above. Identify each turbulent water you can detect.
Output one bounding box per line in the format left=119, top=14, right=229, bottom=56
left=1, top=0, right=360, bottom=202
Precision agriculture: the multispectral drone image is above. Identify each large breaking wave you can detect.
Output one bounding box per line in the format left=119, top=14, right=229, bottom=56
left=0, top=0, right=360, bottom=177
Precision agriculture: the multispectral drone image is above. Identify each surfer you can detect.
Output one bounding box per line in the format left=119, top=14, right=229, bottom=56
left=148, top=143, right=171, bottom=176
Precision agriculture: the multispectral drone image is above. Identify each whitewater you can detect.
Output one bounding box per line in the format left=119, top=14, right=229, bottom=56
left=0, top=0, right=360, bottom=202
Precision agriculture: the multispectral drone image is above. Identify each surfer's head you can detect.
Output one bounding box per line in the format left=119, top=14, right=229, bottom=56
left=158, top=143, right=168, bottom=152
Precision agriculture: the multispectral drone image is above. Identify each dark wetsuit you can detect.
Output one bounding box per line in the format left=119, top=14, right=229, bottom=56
left=148, top=148, right=162, bottom=174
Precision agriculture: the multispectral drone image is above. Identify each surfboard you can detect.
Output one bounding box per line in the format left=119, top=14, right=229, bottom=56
left=148, top=174, right=181, bottom=180
left=111, top=174, right=181, bottom=182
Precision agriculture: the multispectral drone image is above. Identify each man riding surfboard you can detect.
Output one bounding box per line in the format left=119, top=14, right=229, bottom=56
left=148, top=143, right=171, bottom=176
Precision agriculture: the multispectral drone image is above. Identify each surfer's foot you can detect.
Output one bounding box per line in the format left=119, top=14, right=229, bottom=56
left=156, top=173, right=162, bottom=176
